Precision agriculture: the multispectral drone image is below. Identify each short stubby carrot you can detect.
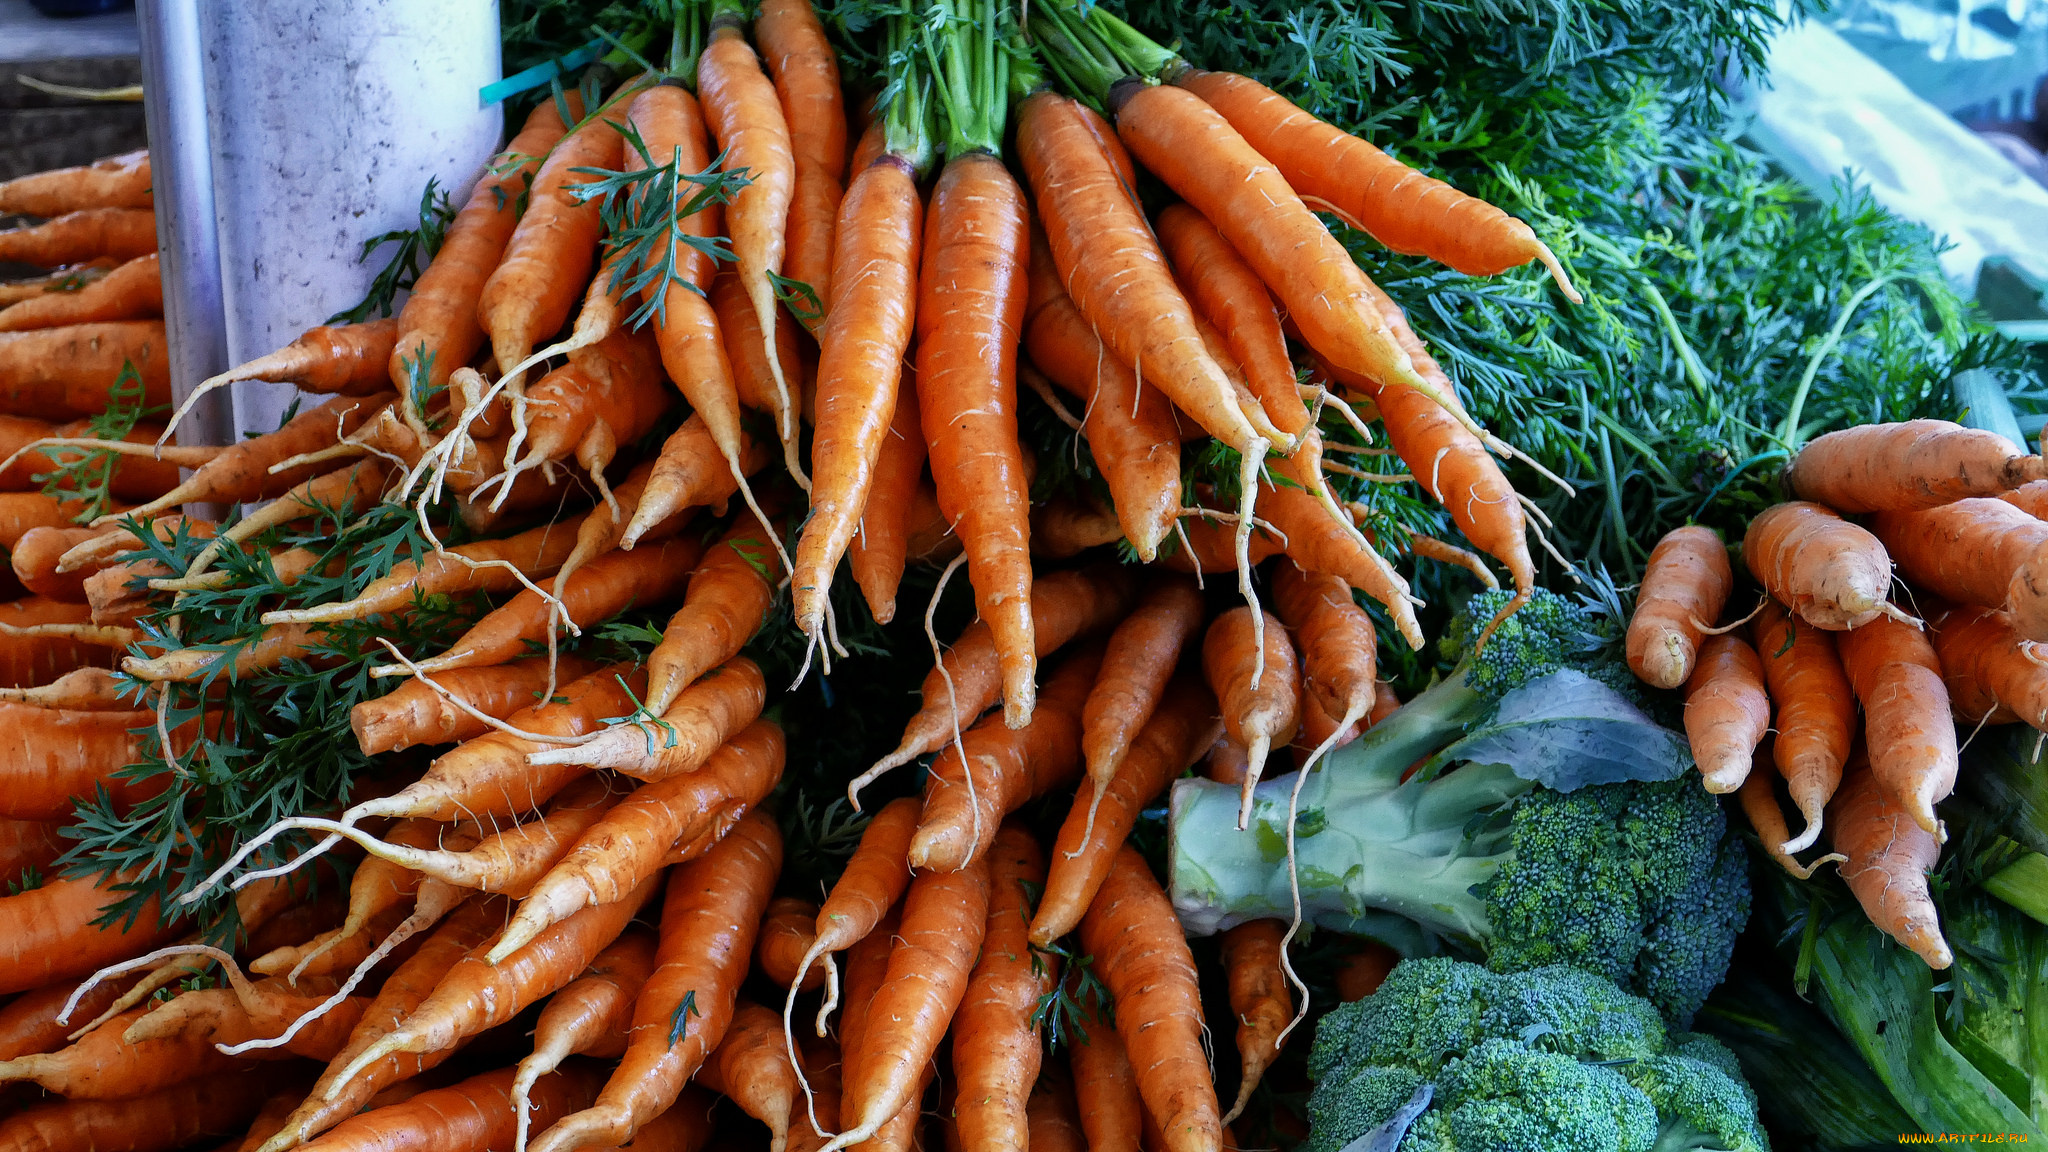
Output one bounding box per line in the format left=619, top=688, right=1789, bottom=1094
left=1786, top=419, right=2047, bottom=512
left=1078, top=845, right=1221, bottom=1152
left=694, top=1000, right=801, bottom=1152
left=1203, top=607, right=1301, bottom=822
left=1174, top=69, right=1576, bottom=296
left=1681, top=634, right=1770, bottom=794
left=756, top=896, right=823, bottom=992
left=620, top=415, right=767, bottom=548
left=1752, top=601, right=1854, bottom=853
left=1256, top=475, right=1421, bottom=649
left=349, top=655, right=602, bottom=756
left=0, top=150, right=152, bottom=216
left=1836, top=617, right=1959, bottom=838
left=951, top=824, right=1054, bottom=1152
left=1743, top=501, right=1900, bottom=631
left=1872, top=498, right=2048, bottom=641
left=849, top=378, right=926, bottom=624
left=1930, top=603, right=2048, bottom=731
left=0, top=320, right=171, bottom=420
left=1628, top=526, right=1733, bottom=690
left=1830, top=760, right=1950, bottom=969
left=917, top=153, right=1035, bottom=727
left=1082, top=574, right=1205, bottom=800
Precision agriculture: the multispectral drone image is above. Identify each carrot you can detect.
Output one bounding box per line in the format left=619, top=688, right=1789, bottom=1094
left=1751, top=601, right=1854, bottom=853
left=1081, top=575, right=1203, bottom=810
left=0, top=414, right=174, bottom=492
left=122, top=621, right=322, bottom=684
left=1272, top=562, right=1376, bottom=744
left=510, top=928, right=659, bottom=1148
left=264, top=508, right=585, bottom=626
left=757, top=897, right=823, bottom=991
left=0, top=151, right=152, bottom=216
left=1929, top=602, right=2048, bottom=730
left=0, top=975, right=135, bottom=1062
left=787, top=1037, right=844, bottom=1152
left=0, top=666, right=129, bottom=710
left=952, top=824, right=1054, bottom=1152
left=849, top=380, right=926, bottom=625
left=0, top=208, right=156, bottom=267
left=1737, top=750, right=1846, bottom=880
left=817, top=852, right=993, bottom=1152
left=0, top=262, right=120, bottom=308
left=501, top=328, right=670, bottom=490
left=1627, top=526, right=1733, bottom=690
left=0, top=869, right=180, bottom=995
left=0, top=320, right=171, bottom=420
left=390, top=98, right=575, bottom=403
left=121, top=976, right=367, bottom=1063
left=828, top=896, right=927, bottom=1152
left=1157, top=508, right=1283, bottom=579
left=791, top=148, right=923, bottom=654
left=911, top=642, right=1101, bottom=872
left=1173, top=69, right=1575, bottom=295
left=12, top=526, right=106, bottom=601
left=1216, top=919, right=1290, bottom=1125
left=789, top=796, right=920, bottom=1029
left=1154, top=204, right=1306, bottom=448
left=710, top=268, right=805, bottom=419
left=0, top=1067, right=292, bottom=1152
left=1333, top=941, right=1400, bottom=1003
left=1836, top=616, right=1959, bottom=837
left=861, top=565, right=1139, bottom=790
left=1079, top=845, right=1221, bottom=1152
left=1830, top=759, right=1951, bottom=968
left=350, top=655, right=602, bottom=756
left=1872, top=498, right=2048, bottom=641
left=0, top=252, right=159, bottom=332
left=1203, top=607, right=1300, bottom=823
left=0, top=1000, right=235, bottom=1100
left=249, top=818, right=446, bottom=980
left=167, top=319, right=397, bottom=438
left=694, top=1000, right=800, bottom=1152
left=0, top=701, right=189, bottom=820
left=0, top=591, right=113, bottom=691
left=528, top=659, right=763, bottom=782
left=619, top=415, right=768, bottom=548
left=644, top=518, right=782, bottom=715
left=527, top=811, right=782, bottom=1152
left=1255, top=478, right=1420, bottom=650
left=118, top=393, right=391, bottom=523
left=303, top=1064, right=608, bottom=1152
left=486, top=719, right=784, bottom=962
left=2000, top=478, right=2048, bottom=520
left=1786, top=419, right=2047, bottom=512
left=1021, top=234, right=1182, bottom=561
left=1027, top=1068, right=1089, bottom=1152
left=1681, top=634, right=1770, bottom=794
left=1066, top=988, right=1142, bottom=1152
left=1030, top=679, right=1215, bottom=948
left=0, top=816, right=64, bottom=886
left=757, top=0, right=847, bottom=318
left=1743, top=502, right=1904, bottom=631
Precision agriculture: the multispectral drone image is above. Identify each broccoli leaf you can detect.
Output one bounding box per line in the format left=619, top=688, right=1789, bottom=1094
left=1338, top=1082, right=1436, bottom=1152
left=1433, top=670, right=1692, bottom=791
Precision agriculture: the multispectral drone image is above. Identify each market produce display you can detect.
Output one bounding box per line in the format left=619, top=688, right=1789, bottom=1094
left=0, top=0, right=2043, bottom=1148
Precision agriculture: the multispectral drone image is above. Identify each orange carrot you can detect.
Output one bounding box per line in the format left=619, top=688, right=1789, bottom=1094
left=1081, top=575, right=1204, bottom=807
left=11, top=525, right=104, bottom=601
left=618, top=416, right=767, bottom=549
left=1682, top=634, right=1770, bottom=794
left=1154, top=203, right=1306, bottom=448
left=1628, top=526, right=1733, bottom=690
left=1067, top=991, right=1142, bottom=1152
left=1333, top=942, right=1399, bottom=1002
left=952, top=824, right=1055, bottom=1152
left=786, top=1033, right=844, bottom=1152
left=1217, top=919, right=1290, bottom=1125
left=1872, top=498, right=2048, bottom=641
left=1174, top=70, right=1575, bottom=293
left=349, top=655, right=602, bottom=756
left=0, top=320, right=171, bottom=420
left=0, top=700, right=187, bottom=819
left=1030, top=678, right=1215, bottom=948
left=1929, top=602, right=2048, bottom=730
left=1737, top=749, right=1845, bottom=880
left=509, top=928, right=659, bottom=1148
left=1157, top=507, right=1283, bottom=578
left=910, top=642, right=1101, bottom=872
left=0, top=1068, right=292, bottom=1152
left=757, top=0, right=847, bottom=317
left=791, top=148, right=923, bottom=652
left=1830, top=759, right=1951, bottom=968
left=0, top=252, right=159, bottom=333
left=1744, top=502, right=1903, bottom=631
left=1203, top=607, right=1300, bottom=821
left=0, top=1003, right=244, bottom=1097
left=694, top=1000, right=800, bottom=1152
left=528, top=656, right=766, bottom=778
left=0, top=666, right=129, bottom=710
left=1752, top=601, right=1854, bottom=853
left=1256, top=477, right=1419, bottom=649
left=526, top=810, right=782, bottom=1152
left=1078, top=845, right=1220, bottom=1152
left=0, top=151, right=152, bottom=216
left=120, top=393, right=390, bottom=522
left=710, top=269, right=806, bottom=421
left=830, top=896, right=926, bottom=1152
left=1786, top=419, right=2046, bottom=512
left=1272, top=562, right=1376, bottom=743
left=850, top=380, right=926, bottom=624
left=643, top=517, right=782, bottom=715
left=0, top=595, right=118, bottom=691
left=514, top=327, right=671, bottom=486
left=1836, top=617, right=1959, bottom=837
left=1999, top=478, right=2048, bottom=520
left=486, top=719, right=784, bottom=961
left=0, top=869, right=180, bottom=995
left=0, top=261, right=120, bottom=308
left=1027, top=1068, right=1089, bottom=1152
left=307, top=1064, right=609, bottom=1152
left=249, top=818, right=445, bottom=980
left=263, top=507, right=585, bottom=626
left=0, top=974, right=134, bottom=1062
left=790, top=796, right=920, bottom=1019
left=0, top=816, right=64, bottom=886
left=1032, top=495, right=1123, bottom=559
left=757, top=897, right=823, bottom=992
left=0, top=208, right=155, bottom=267
left=171, top=319, right=397, bottom=439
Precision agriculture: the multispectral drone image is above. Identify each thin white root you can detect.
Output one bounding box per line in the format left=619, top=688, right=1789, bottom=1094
left=1272, top=703, right=1365, bottom=1053
left=1236, top=440, right=1271, bottom=691
left=217, top=890, right=446, bottom=1055
left=178, top=828, right=342, bottom=907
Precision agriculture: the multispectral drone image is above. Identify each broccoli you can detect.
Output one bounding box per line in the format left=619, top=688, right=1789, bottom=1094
left=1168, top=589, right=1747, bottom=1023
left=1306, top=958, right=1770, bottom=1152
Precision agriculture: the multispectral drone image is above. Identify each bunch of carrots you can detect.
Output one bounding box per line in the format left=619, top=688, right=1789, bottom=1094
left=1630, top=417, right=2048, bottom=973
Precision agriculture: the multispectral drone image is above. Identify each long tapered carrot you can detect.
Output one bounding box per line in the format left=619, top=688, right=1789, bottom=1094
left=1787, top=419, right=2047, bottom=512
left=248, top=818, right=444, bottom=980
left=1272, top=562, right=1376, bottom=741
left=529, top=656, right=765, bottom=778
left=911, top=642, right=1101, bottom=872
left=1154, top=204, right=1305, bottom=445
left=0, top=320, right=171, bottom=420
left=1021, top=234, right=1182, bottom=560
left=1628, top=526, right=1733, bottom=690
left=1836, top=617, right=1958, bottom=837
left=0, top=208, right=156, bottom=266
left=1744, top=502, right=1903, bottom=631
left=1872, top=498, right=2048, bottom=641
left=850, top=380, right=925, bottom=624
left=167, top=320, right=397, bottom=439
left=486, top=719, right=784, bottom=962
left=1738, top=747, right=1846, bottom=880
left=792, top=149, right=923, bottom=651
left=1082, top=576, right=1203, bottom=808
left=618, top=415, right=767, bottom=548
left=1079, top=845, right=1221, bottom=1152
left=644, top=516, right=781, bottom=715
left=861, top=565, right=1139, bottom=791
left=1752, top=601, right=1854, bottom=853
left=1217, top=919, right=1290, bottom=1125
left=509, top=928, right=658, bottom=1150
left=350, top=655, right=602, bottom=756
left=1830, top=759, right=1951, bottom=969
left=0, top=252, right=159, bottom=332
left=527, top=810, right=781, bottom=1152
left=1067, top=990, right=1142, bottom=1152
left=694, top=1000, right=801, bottom=1152
left=0, top=975, right=135, bottom=1062
left=952, top=824, right=1054, bottom=1152
left=1930, top=602, right=2048, bottom=731
left=0, top=869, right=180, bottom=996
left=1256, top=476, right=1420, bottom=648
left=0, top=1066, right=293, bottom=1152
left=263, top=509, right=586, bottom=626
left=0, top=150, right=152, bottom=216
left=117, top=393, right=390, bottom=523
left=1174, top=69, right=1575, bottom=295
left=757, top=0, right=846, bottom=317
left=1028, top=1068, right=1089, bottom=1152
left=788, top=796, right=919, bottom=1027
left=0, top=666, right=127, bottom=711
left=304, top=1064, right=607, bottom=1152
left=1204, top=607, right=1300, bottom=822
left=390, top=97, right=574, bottom=401
left=756, top=897, right=822, bottom=991
left=1682, top=634, right=1771, bottom=795
left=0, top=414, right=176, bottom=495
left=0, top=1003, right=246, bottom=1097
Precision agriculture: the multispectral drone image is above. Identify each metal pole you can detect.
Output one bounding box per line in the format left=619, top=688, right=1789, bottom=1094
left=134, top=0, right=234, bottom=450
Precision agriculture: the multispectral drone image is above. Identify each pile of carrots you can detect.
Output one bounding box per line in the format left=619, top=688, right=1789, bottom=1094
left=1631, top=417, right=2048, bottom=973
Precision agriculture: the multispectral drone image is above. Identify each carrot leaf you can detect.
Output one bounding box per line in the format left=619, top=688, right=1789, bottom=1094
left=328, top=178, right=457, bottom=324
left=667, top=988, right=701, bottom=1047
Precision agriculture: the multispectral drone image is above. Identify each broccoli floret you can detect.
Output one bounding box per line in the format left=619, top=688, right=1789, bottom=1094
left=1443, top=587, right=1614, bottom=701
left=1306, top=959, right=1770, bottom=1152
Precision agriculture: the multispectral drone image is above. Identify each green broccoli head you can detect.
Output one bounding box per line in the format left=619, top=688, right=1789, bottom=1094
left=1483, top=778, right=1752, bottom=1024
left=1442, top=587, right=1616, bottom=703
left=1306, top=959, right=1770, bottom=1152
